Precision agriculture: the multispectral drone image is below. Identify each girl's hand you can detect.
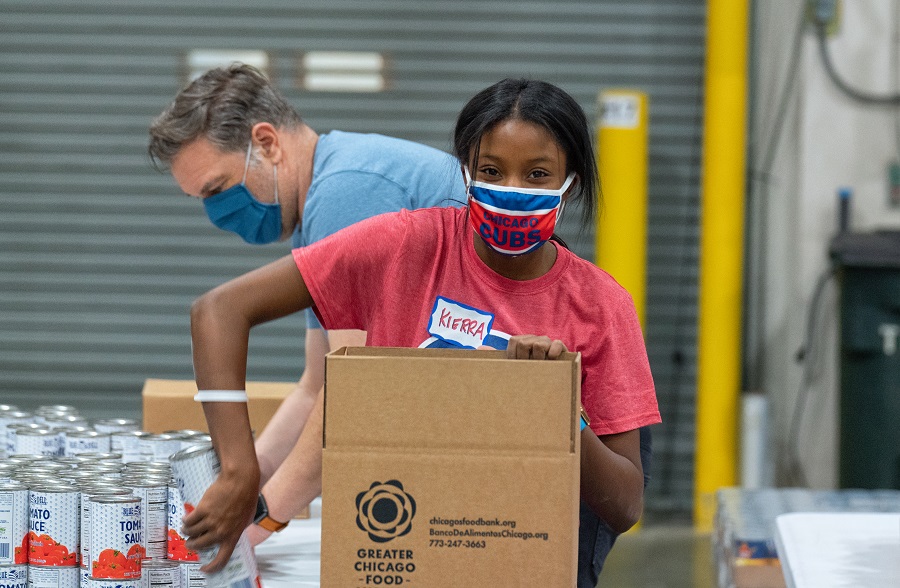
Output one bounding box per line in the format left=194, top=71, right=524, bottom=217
left=505, top=335, right=568, bottom=360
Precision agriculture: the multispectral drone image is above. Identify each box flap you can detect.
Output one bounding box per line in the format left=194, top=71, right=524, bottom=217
left=324, top=347, right=579, bottom=453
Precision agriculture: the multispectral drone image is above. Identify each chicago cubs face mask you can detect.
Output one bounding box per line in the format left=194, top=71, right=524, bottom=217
left=465, top=168, right=575, bottom=256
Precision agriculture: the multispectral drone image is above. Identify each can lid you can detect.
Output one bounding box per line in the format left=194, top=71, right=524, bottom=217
left=93, top=453, right=124, bottom=460
left=37, top=404, right=77, bottom=413
left=16, top=427, right=55, bottom=437
left=169, top=442, right=214, bottom=462
left=0, top=482, right=27, bottom=490
left=90, top=494, right=141, bottom=504
left=142, top=559, right=181, bottom=569
left=122, top=478, right=170, bottom=488
left=163, top=429, right=206, bottom=437
left=113, top=430, right=149, bottom=438
left=124, top=461, right=171, bottom=469
left=68, top=430, right=106, bottom=438
left=82, top=484, right=133, bottom=495
left=29, top=484, right=79, bottom=492
left=95, top=418, right=138, bottom=426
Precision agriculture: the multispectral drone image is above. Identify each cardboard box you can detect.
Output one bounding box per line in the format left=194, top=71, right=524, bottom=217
left=141, top=379, right=297, bottom=437
left=141, top=378, right=293, bottom=435
left=320, top=347, right=581, bottom=588
left=141, top=378, right=312, bottom=519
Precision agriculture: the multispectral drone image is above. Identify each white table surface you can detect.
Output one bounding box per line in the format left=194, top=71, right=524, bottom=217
left=255, top=499, right=322, bottom=587
left=775, top=512, right=900, bottom=588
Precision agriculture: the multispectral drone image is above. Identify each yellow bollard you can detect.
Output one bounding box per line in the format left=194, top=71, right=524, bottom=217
left=694, top=0, right=749, bottom=532
left=596, top=90, right=649, bottom=534
left=595, top=90, right=649, bottom=329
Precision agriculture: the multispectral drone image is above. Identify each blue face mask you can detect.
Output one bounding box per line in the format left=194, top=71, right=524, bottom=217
left=203, top=141, right=282, bottom=244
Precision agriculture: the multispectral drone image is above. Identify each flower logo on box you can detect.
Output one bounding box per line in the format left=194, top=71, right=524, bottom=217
left=355, top=480, right=416, bottom=543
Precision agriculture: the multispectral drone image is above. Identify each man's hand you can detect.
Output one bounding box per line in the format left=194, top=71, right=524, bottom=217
left=245, top=523, right=274, bottom=547
left=505, top=334, right=568, bottom=360
left=182, top=466, right=259, bottom=573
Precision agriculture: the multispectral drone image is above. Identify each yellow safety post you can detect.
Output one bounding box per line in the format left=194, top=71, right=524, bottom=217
left=694, top=0, right=749, bottom=531
left=596, top=90, right=649, bottom=328
left=596, top=90, right=649, bottom=534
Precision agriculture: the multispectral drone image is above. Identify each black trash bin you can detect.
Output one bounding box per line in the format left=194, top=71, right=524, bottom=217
left=830, top=230, right=900, bottom=490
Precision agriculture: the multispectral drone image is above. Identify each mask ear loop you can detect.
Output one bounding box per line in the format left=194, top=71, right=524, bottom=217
left=241, top=140, right=253, bottom=184
left=557, top=172, right=578, bottom=221
left=272, top=163, right=279, bottom=205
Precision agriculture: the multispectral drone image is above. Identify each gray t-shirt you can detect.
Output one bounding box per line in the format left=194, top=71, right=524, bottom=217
left=292, top=130, right=466, bottom=328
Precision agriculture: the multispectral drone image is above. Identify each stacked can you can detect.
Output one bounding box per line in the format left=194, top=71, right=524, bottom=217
left=79, top=486, right=134, bottom=580
left=87, top=495, right=143, bottom=588
left=120, top=476, right=168, bottom=561
left=92, top=420, right=139, bottom=436
left=63, top=432, right=111, bottom=458
left=139, top=435, right=187, bottom=463
left=142, top=558, right=183, bottom=588
left=0, top=564, right=26, bottom=587
left=166, top=480, right=198, bottom=564
left=43, top=415, right=89, bottom=433
left=14, top=429, right=61, bottom=458
left=0, top=482, right=29, bottom=580
left=163, top=432, right=211, bottom=453
left=1, top=412, right=33, bottom=456
left=28, top=484, right=80, bottom=588
left=170, top=444, right=260, bottom=588
left=0, top=463, right=18, bottom=484
left=111, top=432, right=152, bottom=464
left=0, top=405, right=22, bottom=459
left=33, top=406, right=78, bottom=426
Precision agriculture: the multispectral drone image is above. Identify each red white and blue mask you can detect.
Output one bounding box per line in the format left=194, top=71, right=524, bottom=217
left=465, top=168, right=575, bottom=256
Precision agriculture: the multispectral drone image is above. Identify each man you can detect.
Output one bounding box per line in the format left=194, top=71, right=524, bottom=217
left=148, top=63, right=465, bottom=571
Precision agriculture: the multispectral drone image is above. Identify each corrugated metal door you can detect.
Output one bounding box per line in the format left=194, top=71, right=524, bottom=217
left=0, top=0, right=704, bottom=517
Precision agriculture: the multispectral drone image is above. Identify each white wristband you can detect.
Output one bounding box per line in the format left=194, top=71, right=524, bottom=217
left=194, top=390, right=248, bottom=403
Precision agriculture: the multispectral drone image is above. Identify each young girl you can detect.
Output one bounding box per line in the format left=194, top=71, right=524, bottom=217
left=187, top=79, right=660, bottom=586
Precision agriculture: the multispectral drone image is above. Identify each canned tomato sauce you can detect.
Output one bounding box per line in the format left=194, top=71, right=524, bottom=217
left=143, top=559, right=182, bottom=588
left=79, top=488, right=133, bottom=572
left=27, top=564, right=79, bottom=587
left=0, top=484, right=29, bottom=565
left=178, top=562, right=205, bottom=588
left=28, top=486, right=79, bottom=567
left=165, top=484, right=196, bottom=562
left=91, top=420, right=138, bottom=435
left=89, top=496, right=142, bottom=580
left=14, top=430, right=59, bottom=458
left=0, top=564, right=27, bottom=587
left=111, top=433, right=151, bottom=464
left=120, top=480, right=166, bottom=561
left=64, top=433, right=110, bottom=458
left=84, top=579, right=140, bottom=588
left=169, top=445, right=260, bottom=588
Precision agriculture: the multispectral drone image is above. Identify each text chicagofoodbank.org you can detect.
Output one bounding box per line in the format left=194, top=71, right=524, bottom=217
left=428, top=516, right=549, bottom=541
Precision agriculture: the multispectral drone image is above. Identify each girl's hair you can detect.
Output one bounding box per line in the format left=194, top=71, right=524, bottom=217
left=453, top=78, right=600, bottom=228
left=148, top=63, right=303, bottom=170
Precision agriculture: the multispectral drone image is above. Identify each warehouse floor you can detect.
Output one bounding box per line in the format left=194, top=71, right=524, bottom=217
left=599, top=525, right=715, bottom=588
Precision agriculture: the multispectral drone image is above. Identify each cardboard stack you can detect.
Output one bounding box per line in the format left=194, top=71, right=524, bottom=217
left=320, top=347, right=582, bottom=587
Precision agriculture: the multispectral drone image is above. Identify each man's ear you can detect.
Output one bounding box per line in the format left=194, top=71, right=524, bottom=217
left=251, top=122, right=282, bottom=164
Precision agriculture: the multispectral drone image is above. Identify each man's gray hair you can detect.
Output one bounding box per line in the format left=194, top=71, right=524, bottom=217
left=148, top=63, right=302, bottom=169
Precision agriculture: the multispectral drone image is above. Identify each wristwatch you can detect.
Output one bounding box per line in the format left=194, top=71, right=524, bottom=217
left=254, top=493, right=289, bottom=532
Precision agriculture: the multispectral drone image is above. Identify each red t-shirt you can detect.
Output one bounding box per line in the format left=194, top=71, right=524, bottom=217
left=293, top=206, right=660, bottom=435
